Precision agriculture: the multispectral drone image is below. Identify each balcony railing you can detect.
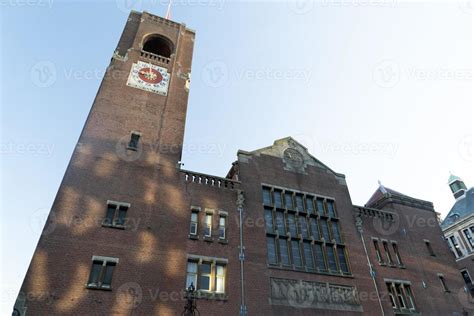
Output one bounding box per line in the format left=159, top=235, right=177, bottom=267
left=140, top=51, right=171, bottom=65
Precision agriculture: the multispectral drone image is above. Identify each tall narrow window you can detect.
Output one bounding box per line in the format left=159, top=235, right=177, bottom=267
left=295, top=194, right=304, bottom=212
left=103, top=202, right=129, bottom=228
left=215, top=264, right=225, bottom=293
left=316, top=198, right=325, bottom=216
left=279, top=239, right=290, bottom=265
left=320, top=219, right=331, bottom=241
left=373, top=240, right=383, bottom=263
left=263, top=187, right=272, bottom=206
left=291, top=241, right=303, bottom=267
left=267, top=237, right=277, bottom=264
left=87, top=256, right=118, bottom=290
left=337, top=247, right=350, bottom=274
left=424, top=240, right=435, bottom=256
left=218, top=216, right=226, bottom=239
left=395, top=284, right=406, bottom=309
left=264, top=208, right=274, bottom=233
left=310, top=218, right=320, bottom=240
left=190, top=211, right=198, bottom=236
left=326, top=245, right=338, bottom=272
left=186, top=262, right=198, bottom=289
left=387, top=283, right=397, bottom=309
left=274, top=190, right=283, bottom=208
left=298, top=216, right=309, bottom=238
left=199, top=263, right=212, bottom=291
left=305, top=196, right=314, bottom=214
left=383, top=241, right=394, bottom=264
left=204, top=214, right=212, bottom=237
left=127, top=132, right=141, bottom=150
left=392, top=242, right=403, bottom=266
left=327, top=200, right=336, bottom=217
left=275, top=211, right=285, bottom=235
left=331, top=221, right=342, bottom=244
left=464, top=229, right=474, bottom=248
left=438, top=274, right=449, bottom=292
left=314, top=243, right=327, bottom=272
left=287, top=214, right=297, bottom=236
left=303, top=242, right=314, bottom=269
left=449, top=236, right=463, bottom=257
left=285, top=192, right=293, bottom=210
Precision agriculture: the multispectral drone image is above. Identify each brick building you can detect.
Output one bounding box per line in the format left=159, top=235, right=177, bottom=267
left=13, top=11, right=467, bottom=315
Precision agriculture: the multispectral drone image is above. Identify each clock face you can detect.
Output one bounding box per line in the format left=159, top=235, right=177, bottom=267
left=284, top=148, right=304, bottom=168
left=126, top=61, right=169, bottom=96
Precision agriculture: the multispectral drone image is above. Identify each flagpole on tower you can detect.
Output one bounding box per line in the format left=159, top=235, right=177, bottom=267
left=165, top=0, right=172, bottom=20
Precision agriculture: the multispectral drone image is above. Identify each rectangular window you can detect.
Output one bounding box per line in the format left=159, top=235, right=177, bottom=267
left=395, top=284, right=406, bottom=309
left=287, top=214, right=297, bottom=237
left=298, top=216, right=309, bottom=238
left=310, top=218, right=320, bottom=240
left=103, top=202, right=129, bottom=228
left=218, top=216, right=226, bottom=239
left=331, top=221, right=342, bottom=244
left=424, top=240, right=435, bottom=256
left=264, top=209, right=274, bottom=233
left=438, top=275, right=449, bottom=292
left=373, top=240, right=383, bottom=263
left=190, top=211, right=198, bottom=235
left=87, top=256, right=118, bottom=290
left=449, top=236, right=463, bottom=257
left=274, top=190, right=283, bottom=208
left=326, top=245, right=338, bottom=272
left=215, top=264, right=225, bottom=293
left=387, top=283, right=397, bottom=309
left=279, top=239, right=290, bottom=265
left=275, top=211, right=286, bottom=235
left=392, top=243, right=403, bottom=266
left=314, top=243, right=327, bottom=272
left=291, top=240, right=302, bottom=267
left=267, top=237, right=277, bottom=264
left=316, top=198, right=325, bottom=216
left=326, top=200, right=336, bottom=217
left=320, top=219, right=331, bottom=241
left=386, top=282, right=416, bottom=311
left=461, top=270, right=473, bottom=285
left=186, top=261, right=198, bottom=289
left=383, top=241, right=394, bottom=265
left=464, top=229, right=474, bottom=248
left=127, top=132, right=141, bottom=150
left=263, top=187, right=272, bottom=206
left=305, top=196, right=314, bottom=214
left=285, top=192, right=293, bottom=210
left=337, top=247, right=350, bottom=274
left=204, top=214, right=212, bottom=237
left=199, top=262, right=212, bottom=291
left=295, top=194, right=304, bottom=212
left=303, top=242, right=314, bottom=269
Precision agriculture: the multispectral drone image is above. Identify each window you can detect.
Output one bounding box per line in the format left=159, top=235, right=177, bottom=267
left=291, top=240, right=303, bottom=267
left=327, top=200, right=336, bottom=217
left=87, top=256, right=118, bottom=290
left=320, top=219, right=331, bottom=241
left=103, top=202, right=129, bottom=228
left=285, top=192, right=293, bottom=210
left=337, top=247, right=350, bottom=274
left=385, top=281, right=416, bottom=312
left=438, top=274, right=449, bottom=292
left=142, top=34, right=173, bottom=58
left=392, top=242, right=403, bottom=266
left=331, top=221, right=342, bottom=244
left=275, top=211, right=286, bottom=235
left=279, top=239, right=290, bottom=265
left=310, top=218, right=320, bottom=240
left=264, top=208, right=274, bottom=233
left=316, top=198, right=325, bottom=215
left=305, top=196, right=314, bottom=214
left=295, top=194, right=304, bottom=212
left=186, top=259, right=227, bottom=294
left=267, top=237, right=277, bottom=264
left=298, top=216, right=309, bottom=238
left=204, top=214, right=212, bottom=237
left=190, top=211, right=199, bottom=236
left=461, top=270, right=473, bottom=285
left=303, top=242, right=314, bottom=269
left=215, top=264, right=225, bottom=293
left=314, top=243, right=327, bottom=272
left=263, top=187, right=272, bottom=206
left=424, top=240, right=435, bottom=256
left=464, top=229, right=474, bottom=248
left=199, top=262, right=212, bottom=291
left=186, top=262, right=198, bottom=289
left=287, top=214, right=297, bottom=237
left=326, top=245, right=338, bottom=272
left=127, top=132, right=140, bottom=150
left=383, top=241, right=394, bottom=265
left=273, top=190, right=283, bottom=208
left=218, top=216, right=226, bottom=239
left=373, top=240, right=383, bottom=263
left=449, top=236, right=464, bottom=257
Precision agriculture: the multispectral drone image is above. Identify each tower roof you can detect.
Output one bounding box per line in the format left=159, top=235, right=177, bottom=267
left=365, top=184, right=433, bottom=211
left=448, top=173, right=462, bottom=184
left=441, top=187, right=474, bottom=229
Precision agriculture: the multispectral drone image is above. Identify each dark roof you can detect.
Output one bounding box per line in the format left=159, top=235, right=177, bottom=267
left=441, top=187, right=474, bottom=228
left=365, top=185, right=433, bottom=211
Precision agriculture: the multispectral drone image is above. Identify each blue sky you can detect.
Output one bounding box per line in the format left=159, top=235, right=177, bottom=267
left=0, top=0, right=472, bottom=313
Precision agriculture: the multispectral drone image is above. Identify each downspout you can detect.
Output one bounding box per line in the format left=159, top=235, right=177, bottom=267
left=237, top=190, right=248, bottom=315
left=356, top=216, right=385, bottom=316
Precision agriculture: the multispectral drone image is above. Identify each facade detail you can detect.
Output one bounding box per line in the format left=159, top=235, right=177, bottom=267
left=13, top=11, right=467, bottom=316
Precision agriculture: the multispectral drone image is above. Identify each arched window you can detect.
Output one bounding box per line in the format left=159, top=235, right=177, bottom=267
left=142, top=35, right=173, bottom=58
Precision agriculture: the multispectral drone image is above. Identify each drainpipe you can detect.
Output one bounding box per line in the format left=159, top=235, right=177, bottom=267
left=237, top=190, right=247, bottom=315
left=356, top=216, right=385, bottom=316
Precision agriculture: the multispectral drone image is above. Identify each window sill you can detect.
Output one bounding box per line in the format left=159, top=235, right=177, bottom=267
left=192, top=291, right=228, bottom=301
left=102, top=224, right=126, bottom=230
left=126, top=146, right=138, bottom=151
left=218, top=238, right=228, bottom=244
left=203, top=236, right=213, bottom=242
left=86, top=285, right=112, bottom=291
left=267, top=264, right=353, bottom=278
left=189, top=234, right=199, bottom=240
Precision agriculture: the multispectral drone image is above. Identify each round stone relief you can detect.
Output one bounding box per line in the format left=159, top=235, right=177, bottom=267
left=283, top=148, right=304, bottom=168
